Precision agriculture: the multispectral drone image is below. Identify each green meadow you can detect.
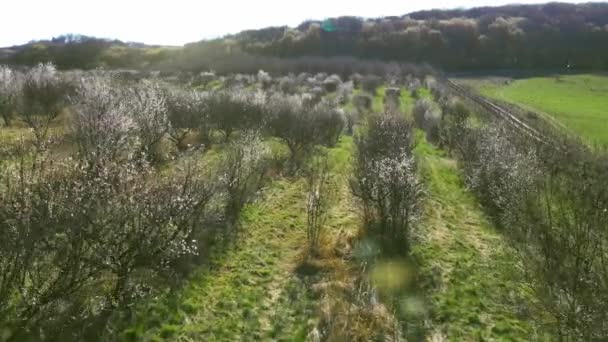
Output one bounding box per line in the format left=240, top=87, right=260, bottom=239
left=460, top=74, right=608, bottom=145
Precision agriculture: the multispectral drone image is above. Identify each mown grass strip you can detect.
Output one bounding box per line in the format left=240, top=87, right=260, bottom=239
left=413, top=135, right=549, bottom=341
left=121, top=137, right=359, bottom=341
left=372, top=86, right=386, bottom=113
left=399, top=88, right=415, bottom=115
left=121, top=175, right=313, bottom=341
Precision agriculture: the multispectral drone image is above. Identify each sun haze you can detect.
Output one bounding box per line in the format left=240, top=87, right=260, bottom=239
left=1, top=0, right=603, bottom=47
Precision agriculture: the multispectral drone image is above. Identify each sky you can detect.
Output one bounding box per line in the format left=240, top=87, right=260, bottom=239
left=0, top=0, right=603, bottom=47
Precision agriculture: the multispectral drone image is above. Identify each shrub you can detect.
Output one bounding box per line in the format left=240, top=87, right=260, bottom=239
left=412, top=98, right=432, bottom=128
left=361, top=74, right=383, bottom=95
left=195, top=71, right=216, bottom=86
left=219, top=130, right=270, bottom=228
left=350, top=73, right=363, bottom=88
left=257, top=70, right=272, bottom=89
left=296, top=72, right=311, bottom=85
left=413, top=98, right=441, bottom=142
left=521, top=143, right=608, bottom=340
left=426, top=78, right=448, bottom=104
left=344, top=110, right=358, bottom=135
left=278, top=76, right=297, bottom=94
left=460, top=124, right=539, bottom=222
left=336, top=80, right=354, bottom=105
left=0, top=65, right=21, bottom=126
left=128, top=81, right=170, bottom=161
left=71, top=77, right=178, bottom=163
left=0, top=152, right=216, bottom=339
left=405, top=75, right=422, bottom=93
left=310, top=86, right=325, bottom=99
left=312, top=100, right=345, bottom=148
left=207, top=90, right=265, bottom=142
left=353, top=94, right=372, bottom=114
left=165, top=88, right=206, bottom=150
left=351, top=114, right=423, bottom=249
left=438, top=98, right=470, bottom=151
left=383, top=87, right=401, bottom=114
left=384, top=62, right=403, bottom=85
left=358, top=113, right=414, bottom=159
left=456, top=123, right=608, bottom=338
left=322, top=74, right=342, bottom=92
left=265, top=95, right=344, bottom=164
left=305, top=153, right=334, bottom=254
left=70, top=74, right=134, bottom=163
left=18, top=63, right=72, bottom=148
left=265, top=94, right=312, bottom=162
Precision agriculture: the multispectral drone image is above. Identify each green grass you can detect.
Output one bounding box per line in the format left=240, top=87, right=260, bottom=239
left=463, top=74, right=608, bottom=145
left=399, top=88, right=415, bottom=116
left=412, top=133, right=550, bottom=341
left=418, top=87, right=432, bottom=100
left=342, top=88, right=361, bottom=113
left=119, top=137, right=357, bottom=341
left=372, top=86, right=386, bottom=113
left=121, top=176, right=313, bottom=341
left=0, top=124, right=65, bottom=145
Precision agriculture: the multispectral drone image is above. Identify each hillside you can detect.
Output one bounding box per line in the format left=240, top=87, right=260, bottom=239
left=0, top=34, right=173, bottom=70
left=2, top=2, right=608, bottom=71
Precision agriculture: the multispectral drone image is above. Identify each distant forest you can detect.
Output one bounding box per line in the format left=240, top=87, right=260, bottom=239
left=3, top=2, right=608, bottom=71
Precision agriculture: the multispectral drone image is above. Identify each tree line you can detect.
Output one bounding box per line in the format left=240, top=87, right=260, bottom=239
left=3, top=2, right=608, bottom=71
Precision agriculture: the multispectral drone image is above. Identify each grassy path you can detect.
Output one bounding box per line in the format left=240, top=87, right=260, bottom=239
left=413, top=138, right=547, bottom=341
left=121, top=137, right=369, bottom=341
left=123, top=176, right=314, bottom=341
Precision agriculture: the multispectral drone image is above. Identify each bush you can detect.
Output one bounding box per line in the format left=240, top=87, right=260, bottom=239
left=353, top=94, right=372, bottom=114
left=219, top=130, right=270, bottom=228
left=361, top=74, right=383, bottom=95
left=350, top=73, right=363, bottom=88
left=278, top=76, right=297, bottom=94
left=521, top=142, right=608, bottom=340
left=257, top=70, right=272, bottom=89
left=438, top=98, right=470, bottom=151
left=207, top=90, right=265, bottom=142
left=265, top=94, right=314, bottom=165
left=322, top=74, right=342, bottom=92
left=165, top=88, right=206, bottom=150
left=412, top=98, right=431, bottom=127
left=413, top=98, right=441, bottom=142
left=344, top=110, right=358, bottom=135
left=312, top=100, right=345, bottom=148
left=265, top=94, right=343, bottom=164
left=70, top=77, right=177, bottom=163
left=0, top=153, right=216, bottom=339
left=18, top=63, right=72, bottom=148
left=0, top=65, right=21, bottom=126
left=456, top=121, right=608, bottom=339
left=460, top=124, right=539, bottom=222
left=339, top=80, right=354, bottom=101
left=70, top=74, right=135, bottom=163
left=358, top=113, right=414, bottom=159
left=351, top=114, right=423, bottom=249
left=426, top=77, right=448, bottom=104
left=305, top=153, right=335, bottom=254
left=127, top=81, right=170, bottom=162
left=193, top=71, right=216, bottom=87
left=384, top=87, right=401, bottom=114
